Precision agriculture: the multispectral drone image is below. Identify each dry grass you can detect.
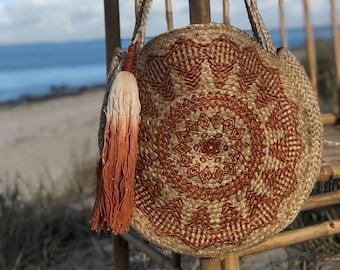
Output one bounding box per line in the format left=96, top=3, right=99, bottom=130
left=0, top=153, right=98, bottom=270
left=0, top=183, right=93, bottom=269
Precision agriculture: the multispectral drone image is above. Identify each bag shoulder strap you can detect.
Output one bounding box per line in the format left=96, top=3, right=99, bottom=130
left=132, top=0, right=276, bottom=54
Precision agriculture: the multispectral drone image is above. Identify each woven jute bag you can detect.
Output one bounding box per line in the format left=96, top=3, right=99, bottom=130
left=92, top=0, right=323, bottom=257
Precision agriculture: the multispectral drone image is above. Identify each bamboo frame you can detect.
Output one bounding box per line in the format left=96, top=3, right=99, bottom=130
left=172, top=253, right=181, bottom=268
left=121, top=232, right=182, bottom=270
left=223, top=0, right=230, bottom=25
left=322, top=113, right=340, bottom=125
left=317, top=163, right=340, bottom=182
left=239, top=220, right=340, bottom=256
left=279, top=0, right=288, bottom=47
left=302, top=190, right=340, bottom=211
left=331, top=0, right=340, bottom=87
left=331, top=0, right=340, bottom=113
left=189, top=0, right=211, bottom=24
left=104, top=0, right=121, bottom=73
left=103, top=1, right=130, bottom=269
left=166, top=0, right=174, bottom=31
left=113, top=235, right=129, bottom=270
left=303, top=0, right=318, bottom=92
left=222, top=254, right=240, bottom=270
left=200, top=257, right=222, bottom=270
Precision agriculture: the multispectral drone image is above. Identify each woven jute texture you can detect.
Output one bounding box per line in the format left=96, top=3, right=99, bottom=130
left=129, top=23, right=323, bottom=257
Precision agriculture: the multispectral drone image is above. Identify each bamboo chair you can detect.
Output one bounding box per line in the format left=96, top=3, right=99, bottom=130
left=104, top=1, right=340, bottom=269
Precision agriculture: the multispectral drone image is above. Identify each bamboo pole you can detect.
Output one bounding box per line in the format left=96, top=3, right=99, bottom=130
left=200, top=257, right=222, bottom=270
left=121, top=233, right=182, bottom=270
left=166, top=0, right=174, bottom=31
left=331, top=0, right=340, bottom=112
left=103, top=1, right=129, bottom=269
left=301, top=190, right=340, bottom=211
left=279, top=0, right=288, bottom=48
left=172, top=253, right=181, bottom=268
left=135, top=0, right=140, bottom=17
left=223, top=0, right=230, bottom=25
left=317, top=163, right=340, bottom=182
left=239, top=220, right=340, bottom=256
left=303, top=0, right=318, bottom=92
left=189, top=0, right=211, bottom=24
left=222, top=254, right=240, bottom=270
left=189, top=2, right=216, bottom=269
left=322, top=113, right=340, bottom=125
left=104, top=0, right=121, bottom=73
left=113, top=235, right=129, bottom=270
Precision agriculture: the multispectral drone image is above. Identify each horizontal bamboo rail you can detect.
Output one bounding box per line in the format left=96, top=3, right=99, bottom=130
left=317, top=163, right=340, bottom=182
left=302, top=190, right=340, bottom=211
left=239, top=220, right=340, bottom=257
left=322, top=113, right=340, bottom=125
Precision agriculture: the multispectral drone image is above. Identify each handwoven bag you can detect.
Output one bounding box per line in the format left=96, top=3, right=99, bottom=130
left=92, top=0, right=323, bottom=257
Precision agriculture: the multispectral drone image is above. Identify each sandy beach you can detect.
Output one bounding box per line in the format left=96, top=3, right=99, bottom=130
left=0, top=88, right=105, bottom=196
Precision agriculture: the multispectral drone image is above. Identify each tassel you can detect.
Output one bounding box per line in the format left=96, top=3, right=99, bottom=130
left=91, top=44, right=140, bottom=234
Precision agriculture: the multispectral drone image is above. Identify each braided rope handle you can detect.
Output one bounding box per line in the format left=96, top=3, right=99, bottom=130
left=244, top=0, right=276, bottom=54
left=133, top=0, right=276, bottom=54
left=131, top=0, right=153, bottom=49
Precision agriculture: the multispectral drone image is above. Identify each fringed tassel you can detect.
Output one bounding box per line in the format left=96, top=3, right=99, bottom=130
left=91, top=44, right=140, bottom=234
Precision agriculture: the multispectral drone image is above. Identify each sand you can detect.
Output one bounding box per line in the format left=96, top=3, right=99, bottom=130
left=0, top=88, right=105, bottom=195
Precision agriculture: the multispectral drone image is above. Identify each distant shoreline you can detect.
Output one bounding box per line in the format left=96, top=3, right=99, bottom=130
left=0, top=84, right=106, bottom=108
left=0, top=24, right=334, bottom=48
left=0, top=37, right=334, bottom=109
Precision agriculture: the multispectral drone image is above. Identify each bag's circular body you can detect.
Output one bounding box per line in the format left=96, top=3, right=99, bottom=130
left=132, top=23, right=322, bottom=257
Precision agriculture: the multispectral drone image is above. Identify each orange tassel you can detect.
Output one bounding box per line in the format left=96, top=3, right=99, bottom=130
left=91, top=45, right=140, bottom=234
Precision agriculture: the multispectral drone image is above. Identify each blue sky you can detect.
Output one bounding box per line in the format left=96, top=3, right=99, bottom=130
left=0, top=0, right=339, bottom=45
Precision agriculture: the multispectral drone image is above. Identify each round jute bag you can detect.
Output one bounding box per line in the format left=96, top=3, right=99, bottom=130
left=92, top=0, right=323, bottom=257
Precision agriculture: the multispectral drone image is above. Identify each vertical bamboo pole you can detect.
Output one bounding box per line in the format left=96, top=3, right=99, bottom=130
left=104, top=1, right=129, bottom=269
left=113, top=235, right=129, bottom=270
left=104, top=0, right=121, bottom=73
left=200, top=257, right=222, bottom=270
left=135, top=0, right=140, bottom=17
left=303, top=0, right=318, bottom=92
left=189, top=0, right=211, bottom=24
left=189, top=1, right=217, bottom=269
left=223, top=0, right=230, bottom=25
left=279, top=0, right=288, bottom=47
left=331, top=0, right=340, bottom=112
left=222, top=254, right=240, bottom=270
left=166, top=0, right=174, bottom=31
left=172, top=253, right=181, bottom=267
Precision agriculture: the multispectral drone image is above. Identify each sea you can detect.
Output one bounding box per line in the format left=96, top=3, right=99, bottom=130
left=0, top=26, right=334, bottom=104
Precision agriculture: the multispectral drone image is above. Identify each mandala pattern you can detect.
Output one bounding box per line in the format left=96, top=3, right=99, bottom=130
left=134, top=34, right=305, bottom=250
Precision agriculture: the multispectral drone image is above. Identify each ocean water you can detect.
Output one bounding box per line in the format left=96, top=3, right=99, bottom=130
left=0, top=26, right=333, bottom=104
